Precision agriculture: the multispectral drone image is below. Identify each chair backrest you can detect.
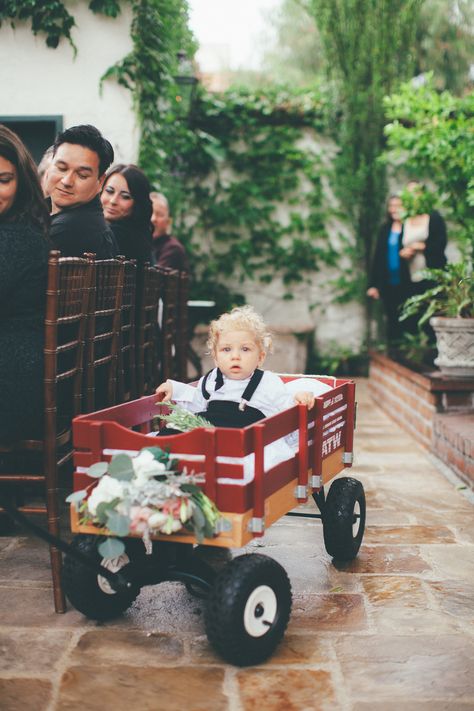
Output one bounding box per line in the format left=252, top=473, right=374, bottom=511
left=44, top=250, right=92, bottom=448
left=159, top=267, right=180, bottom=381
left=175, top=271, right=190, bottom=381
left=117, top=257, right=137, bottom=402
left=83, top=256, right=125, bottom=412
left=135, top=264, right=164, bottom=395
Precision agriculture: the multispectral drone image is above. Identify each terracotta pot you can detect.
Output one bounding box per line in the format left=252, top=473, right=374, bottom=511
left=430, top=316, right=474, bottom=378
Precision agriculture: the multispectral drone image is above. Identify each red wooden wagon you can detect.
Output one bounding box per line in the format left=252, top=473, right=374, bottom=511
left=64, top=374, right=365, bottom=665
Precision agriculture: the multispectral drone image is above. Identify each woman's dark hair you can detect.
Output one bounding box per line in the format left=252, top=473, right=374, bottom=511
left=103, top=164, right=153, bottom=231
left=0, top=124, right=50, bottom=237
left=385, top=193, right=402, bottom=223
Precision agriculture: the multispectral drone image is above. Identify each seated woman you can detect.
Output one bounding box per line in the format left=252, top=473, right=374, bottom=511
left=101, top=163, right=152, bottom=263
left=0, top=125, right=50, bottom=442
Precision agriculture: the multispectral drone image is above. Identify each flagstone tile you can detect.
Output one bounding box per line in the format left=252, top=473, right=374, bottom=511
left=419, top=544, right=474, bottom=582
left=70, top=629, right=183, bottom=666
left=264, top=633, right=333, bottom=665
left=290, top=593, right=367, bottom=631
left=364, top=524, right=456, bottom=545
left=353, top=702, right=474, bottom=711
left=361, top=576, right=428, bottom=607
left=332, top=545, right=431, bottom=575
left=370, top=605, right=460, bottom=635
left=236, top=668, right=337, bottom=711
left=0, top=629, right=72, bottom=673
left=428, top=580, right=474, bottom=619
left=0, top=536, right=54, bottom=584
left=0, top=586, right=90, bottom=627
left=57, top=666, right=227, bottom=710
left=0, top=679, right=52, bottom=711
left=335, top=634, right=474, bottom=699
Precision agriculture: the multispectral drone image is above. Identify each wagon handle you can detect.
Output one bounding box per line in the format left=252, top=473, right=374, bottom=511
left=0, top=495, right=134, bottom=594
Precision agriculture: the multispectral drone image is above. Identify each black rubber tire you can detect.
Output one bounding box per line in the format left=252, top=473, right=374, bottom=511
left=204, top=553, right=292, bottom=666
left=323, top=477, right=366, bottom=561
left=62, top=535, right=140, bottom=621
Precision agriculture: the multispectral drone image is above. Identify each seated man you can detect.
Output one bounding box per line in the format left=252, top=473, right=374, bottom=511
left=45, top=125, right=118, bottom=258
left=150, top=192, right=189, bottom=272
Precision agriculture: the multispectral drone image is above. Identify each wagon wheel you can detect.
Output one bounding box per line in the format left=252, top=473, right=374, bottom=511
left=322, top=477, right=366, bottom=561
left=204, top=554, right=292, bottom=666
left=63, top=535, right=140, bottom=621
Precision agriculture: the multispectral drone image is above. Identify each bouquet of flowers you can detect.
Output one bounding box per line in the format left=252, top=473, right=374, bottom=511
left=67, top=446, right=229, bottom=558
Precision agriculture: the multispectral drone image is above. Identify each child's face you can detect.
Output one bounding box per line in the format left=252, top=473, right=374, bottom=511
left=214, top=330, right=265, bottom=380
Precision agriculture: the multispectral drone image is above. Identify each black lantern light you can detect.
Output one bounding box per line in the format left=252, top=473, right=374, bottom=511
left=173, top=50, right=198, bottom=120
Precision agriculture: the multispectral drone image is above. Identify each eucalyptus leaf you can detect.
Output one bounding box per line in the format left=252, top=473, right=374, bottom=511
left=87, top=462, right=109, bottom=479
left=95, top=497, right=122, bottom=525
left=108, top=454, right=134, bottom=481
left=98, top=537, right=126, bottom=559
left=65, top=489, right=87, bottom=504
left=106, top=510, right=131, bottom=537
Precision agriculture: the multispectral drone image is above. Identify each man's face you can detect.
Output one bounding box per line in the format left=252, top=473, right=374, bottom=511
left=151, top=198, right=171, bottom=238
left=46, top=143, right=104, bottom=213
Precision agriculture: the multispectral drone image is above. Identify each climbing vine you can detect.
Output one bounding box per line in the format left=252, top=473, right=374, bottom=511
left=2, top=0, right=356, bottom=315
left=0, top=0, right=121, bottom=49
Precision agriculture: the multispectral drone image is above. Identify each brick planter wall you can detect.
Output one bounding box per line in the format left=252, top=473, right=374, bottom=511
left=369, top=351, right=474, bottom=487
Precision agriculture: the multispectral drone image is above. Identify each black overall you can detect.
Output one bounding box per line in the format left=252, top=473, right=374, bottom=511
left=158, top=368, right=266, bottom=435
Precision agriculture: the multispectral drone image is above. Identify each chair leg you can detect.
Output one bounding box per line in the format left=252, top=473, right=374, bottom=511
left=45, top=460, right=66, bottom=613
left=50, top=545, right=66, bottom=613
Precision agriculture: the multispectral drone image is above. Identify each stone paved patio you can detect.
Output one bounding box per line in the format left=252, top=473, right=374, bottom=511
left=1, top=379, right=473, bottom=710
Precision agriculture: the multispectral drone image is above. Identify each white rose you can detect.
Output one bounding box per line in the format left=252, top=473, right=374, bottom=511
left=87, top=475, right=125, bottom=516
left=148, top=511, right=168, bottom=529
left=132, top=451, right=166, bottom=485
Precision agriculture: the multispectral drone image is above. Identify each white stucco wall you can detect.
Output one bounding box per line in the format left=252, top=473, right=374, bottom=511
left=0, top=2, right=138, bottom=162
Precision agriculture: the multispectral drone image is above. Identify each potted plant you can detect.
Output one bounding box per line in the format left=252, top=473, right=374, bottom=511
left=400, top=261, right=474, bottom=377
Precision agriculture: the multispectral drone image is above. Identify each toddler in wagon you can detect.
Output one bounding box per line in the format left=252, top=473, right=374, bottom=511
left=155, top=305, right=315, bottom=431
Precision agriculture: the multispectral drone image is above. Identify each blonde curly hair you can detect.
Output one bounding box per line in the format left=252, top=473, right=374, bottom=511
left=207, top=305, right=273, bottom=356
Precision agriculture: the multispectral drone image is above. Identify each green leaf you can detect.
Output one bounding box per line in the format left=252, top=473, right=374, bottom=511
left=108, top=454, right=134, bottom=481
left=106, top=511, right=130, bottom=537
left=98, top=537, right=126, bottom=559
left=66, top=489, right=87, bottom=504
left=95, top=497, right=121, bottom=525
left=87, top=462, right=108, bottom=479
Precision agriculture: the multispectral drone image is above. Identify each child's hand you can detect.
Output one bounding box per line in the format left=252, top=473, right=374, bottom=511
left=294, top=391, right=315, bottom=410
left=155, top=380, right=173, bottom=402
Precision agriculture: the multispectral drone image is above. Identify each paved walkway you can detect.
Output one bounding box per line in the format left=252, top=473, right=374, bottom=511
left=1, top=379, right=473, bottom=710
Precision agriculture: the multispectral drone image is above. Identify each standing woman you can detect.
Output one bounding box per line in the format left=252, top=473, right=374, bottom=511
left=399, top=180, right=447, bottom=295
left=367, top=195, right=408, bottom=344
left=0, top=125, right=50, bottom=441
left=100, top=163, right=152, bottom=263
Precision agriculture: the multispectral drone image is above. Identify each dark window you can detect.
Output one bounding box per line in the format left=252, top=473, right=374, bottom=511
left=0, top=116, right=63, bottom=164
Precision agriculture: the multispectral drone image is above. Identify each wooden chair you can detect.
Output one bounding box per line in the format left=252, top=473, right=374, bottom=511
left=159, top=268, right=180, bottom=382
left=135, top=265, right=163, bottom=396
left=0, top=251, right=91, bottom=613
left=117, top=258, right=137, bottom=403
left=175, top=271, right=190, bottom=381
left=83, top=257, right=125, bottom=413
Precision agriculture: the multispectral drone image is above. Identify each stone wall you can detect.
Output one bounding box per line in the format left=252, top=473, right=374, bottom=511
left=369, top=351, right=474, bottom=487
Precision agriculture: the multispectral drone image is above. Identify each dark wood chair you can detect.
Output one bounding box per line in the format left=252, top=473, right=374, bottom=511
left=135, top=265, right=164, bottom=396
left=159, top=268, right=180, bottom=382
left=83, top=257, right=125, bottom=413
left=0, top=251, right=91, bottom=613
left=117, top=258, right=137, bottom=403
left=175, top=271, right=190, bottom=381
